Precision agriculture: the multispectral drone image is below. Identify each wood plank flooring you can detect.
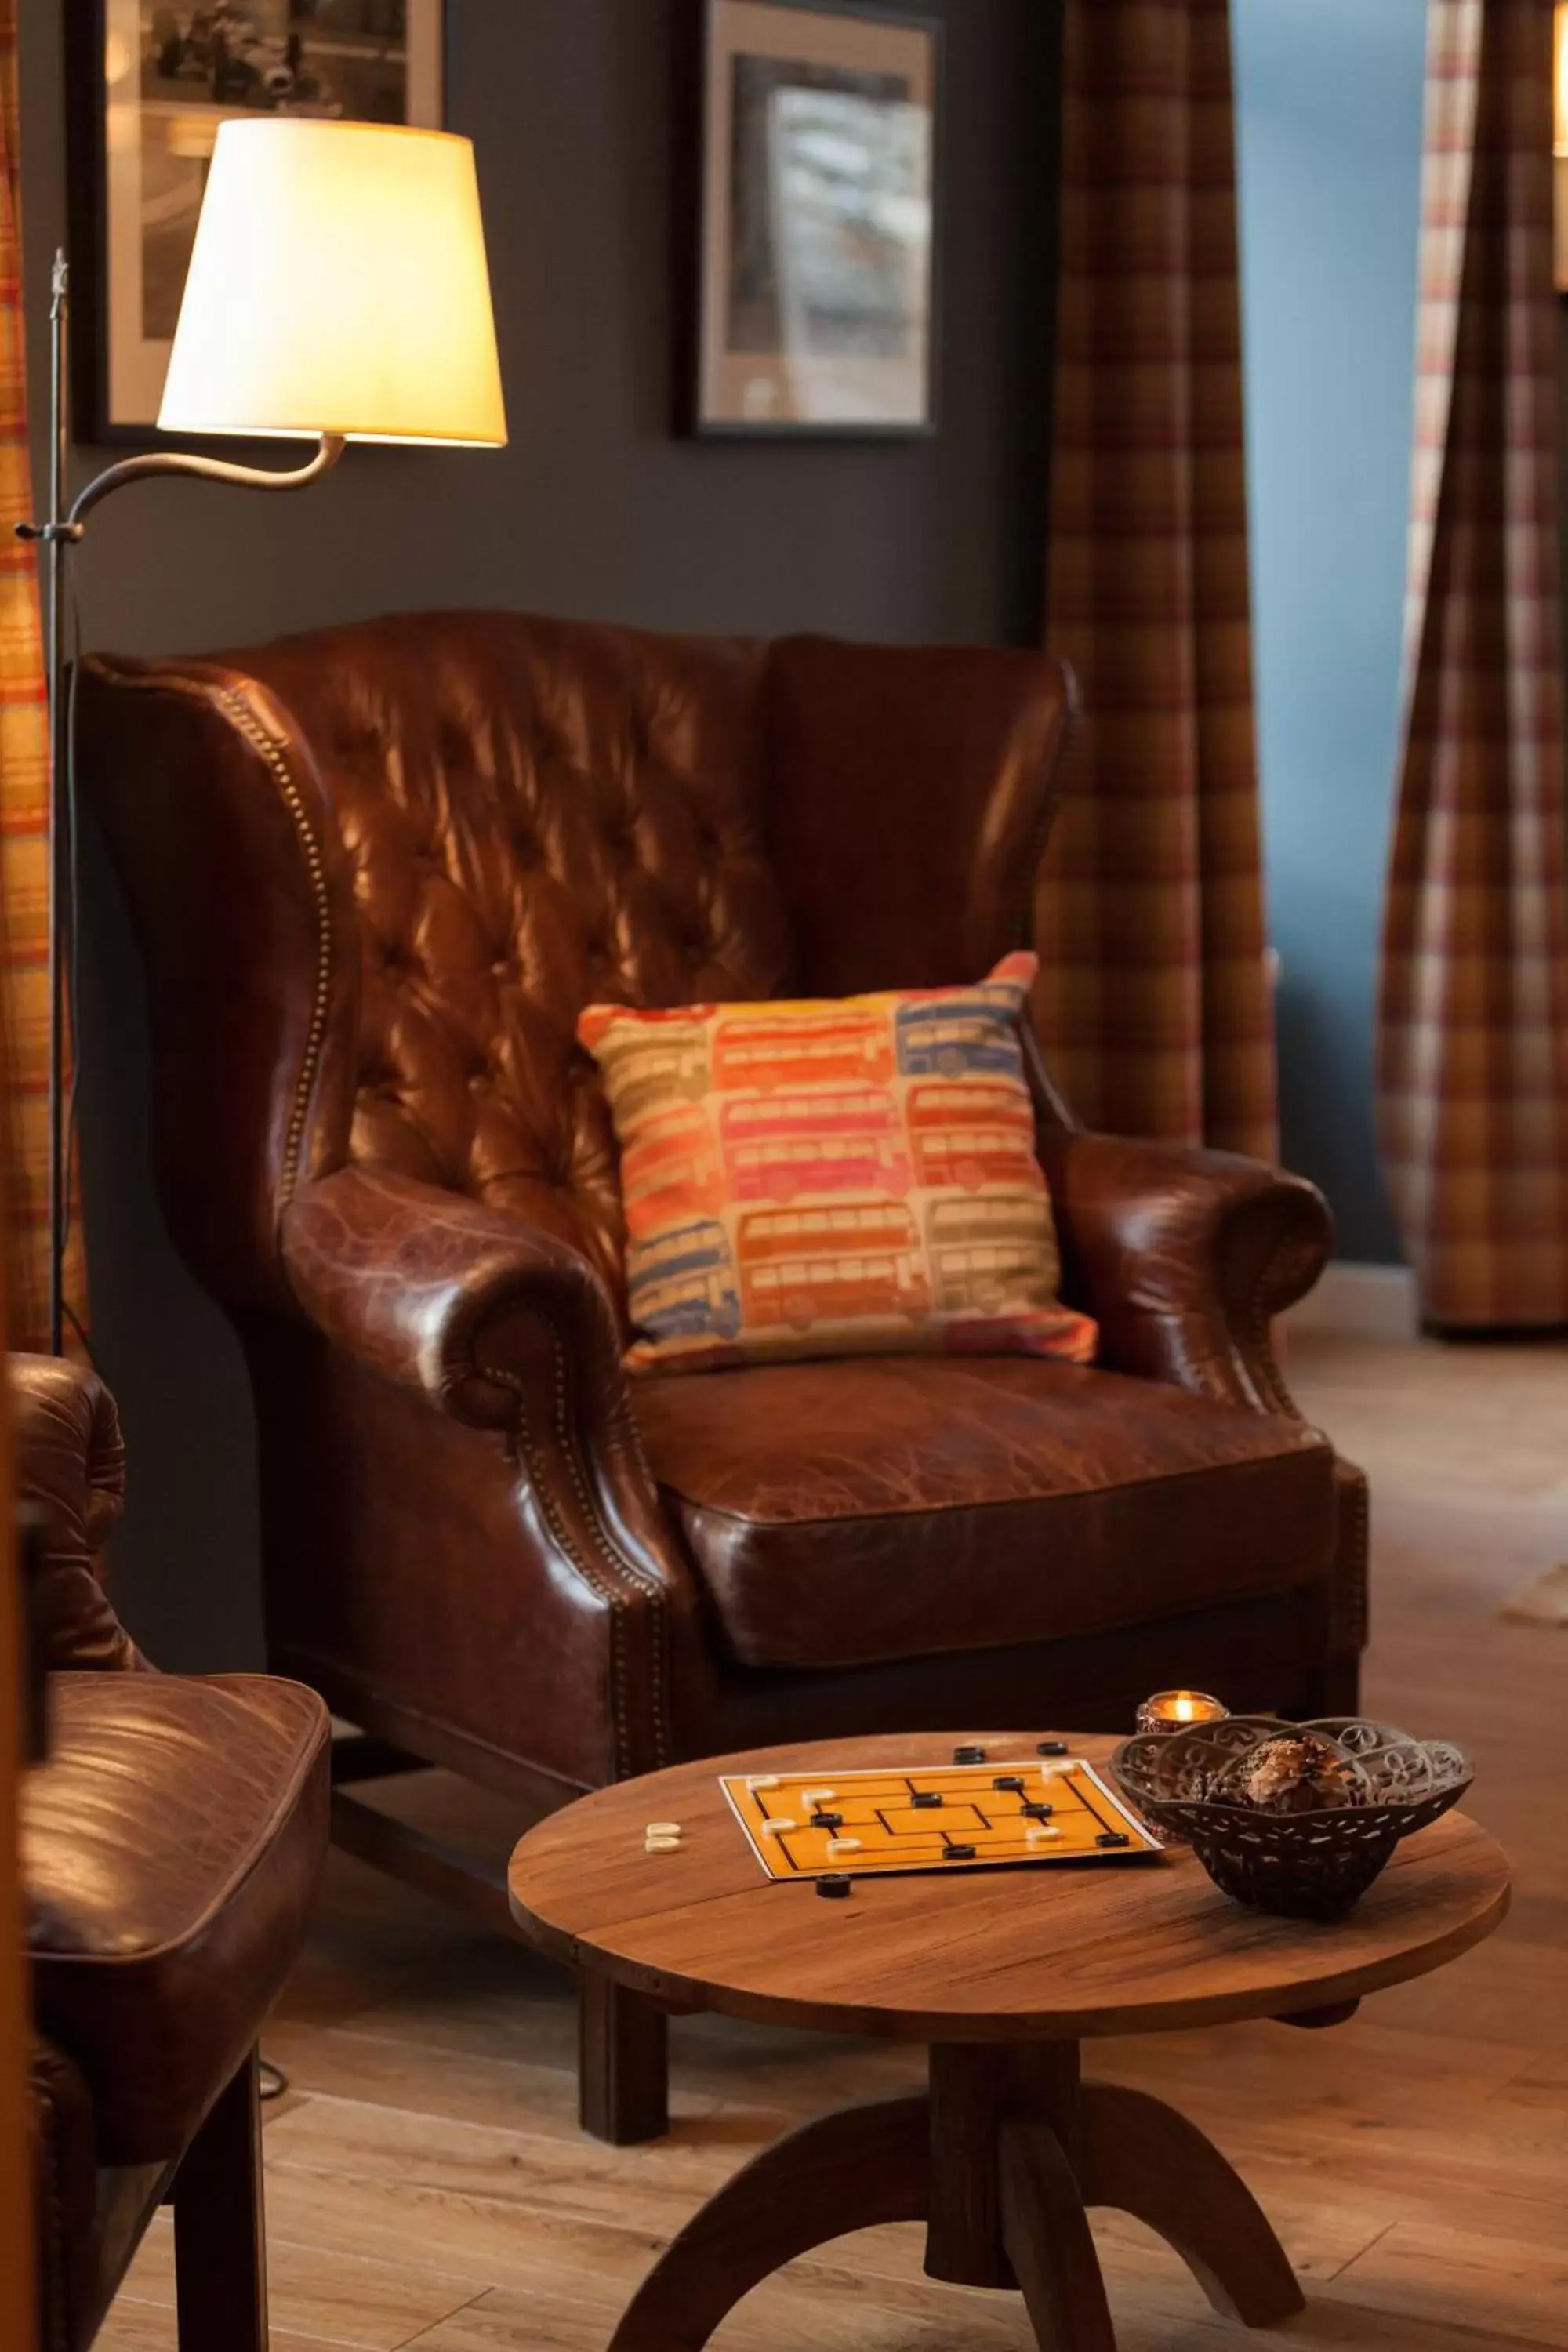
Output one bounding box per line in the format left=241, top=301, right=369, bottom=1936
left=99, top=1333, right=1568, bottom=2352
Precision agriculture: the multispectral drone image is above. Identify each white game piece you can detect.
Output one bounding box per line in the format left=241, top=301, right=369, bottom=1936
left=801, top=1788, right=837, bottom=1806
left=644, top=1822, right=681, bottom=1837
left=759, top=1817, right=797, bottom=1836
left=826, top=1837, right=862, bottom=1857
left=1026, top=1824, right=1062, bottom=1846
left=644, top=1835, right=681, bottom=1853
left=747, top=1776, right=780, bottom=1791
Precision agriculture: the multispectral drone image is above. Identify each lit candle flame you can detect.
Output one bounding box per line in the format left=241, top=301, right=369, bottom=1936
left=1136, top=1690, right=1229, bottom=1735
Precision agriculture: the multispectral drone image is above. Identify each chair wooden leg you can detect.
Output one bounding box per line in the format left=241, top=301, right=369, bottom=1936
left=579, top=1974, right=670, bottom=2144
left=172, top=2046, right=267, bottom=2352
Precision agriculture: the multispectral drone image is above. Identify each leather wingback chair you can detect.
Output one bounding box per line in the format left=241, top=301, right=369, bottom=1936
left=78, top=612, right=1366, bottom=2143
left=14, top=1355, right=329, bottom=2350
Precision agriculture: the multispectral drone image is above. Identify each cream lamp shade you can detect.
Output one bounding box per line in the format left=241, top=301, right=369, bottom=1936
left=158, top=118, right=507, bottom=447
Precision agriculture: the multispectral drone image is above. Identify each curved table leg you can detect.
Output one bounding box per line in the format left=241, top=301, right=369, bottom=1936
left=1080, top=2081, right=1304, bottom=2327
left=999, top=2118, right=1118, bottom=2352
left=607, top=2093, right=930, bottom=2352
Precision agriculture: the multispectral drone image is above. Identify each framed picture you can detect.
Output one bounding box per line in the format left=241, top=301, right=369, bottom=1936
left=65, top=2, right=445, bottom=444
left=691, top=0, right=941, bottom=438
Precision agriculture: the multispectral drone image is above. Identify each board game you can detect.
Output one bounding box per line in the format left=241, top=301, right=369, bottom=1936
left=720, top=1751, right=1164, bottom=1882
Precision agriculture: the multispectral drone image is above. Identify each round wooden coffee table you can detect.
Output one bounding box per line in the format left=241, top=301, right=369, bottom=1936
left=509, top=1731, right=1509, bottom=2352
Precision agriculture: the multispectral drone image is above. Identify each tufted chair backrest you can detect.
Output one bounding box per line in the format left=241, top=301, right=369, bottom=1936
left=78, top=612, right=1073, bottom=1312
left=212, top=612, right=794, bottom=1301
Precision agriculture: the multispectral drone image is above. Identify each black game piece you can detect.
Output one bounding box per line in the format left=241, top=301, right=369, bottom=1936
left=1022, top=1800, right=1054, bottom=1821
left=1096, top=1831, right=1131, bottom=1849
left=817, top=1874, right=852, bottom=1898
left=911, top=1791, right=944, bottom=1809
left=1037, top=1739, right=1069, bottom=1756
left=993, top=1774, right=1025, bottom=1793
left=809, top=1812, right=844, bottom=1831
left=953, top=1744, right=986, bottom=1764
left=943, top=1844, right=978, bottom=1861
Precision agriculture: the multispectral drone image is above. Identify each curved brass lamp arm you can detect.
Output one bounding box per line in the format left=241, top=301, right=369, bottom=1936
left=65, top=432, right=347, bottom=533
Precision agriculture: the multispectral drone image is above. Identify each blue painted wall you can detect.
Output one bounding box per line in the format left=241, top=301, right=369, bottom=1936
left=1232, top=0, right=1427, bottom=1263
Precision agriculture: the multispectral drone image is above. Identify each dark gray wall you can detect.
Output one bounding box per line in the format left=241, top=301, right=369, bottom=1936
left=18, top=0, right=1059, bottom=1664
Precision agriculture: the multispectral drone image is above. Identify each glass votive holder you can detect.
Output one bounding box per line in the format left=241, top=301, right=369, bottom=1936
left=1136, top=1690, right=1229, bottom=1737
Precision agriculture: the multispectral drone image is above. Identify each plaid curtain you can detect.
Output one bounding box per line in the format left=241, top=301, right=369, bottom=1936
left=1035, top=0, right=1276, bottom=1162
left=0, top=0, right=77, bottom=1349
left=1379, top=0, right=1568, bottom=1328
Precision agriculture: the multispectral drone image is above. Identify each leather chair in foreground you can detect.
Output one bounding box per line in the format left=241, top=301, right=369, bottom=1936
left=16, top=1355, right=329, bottom=2352
left=78, top=614, right=1366, bottom=2143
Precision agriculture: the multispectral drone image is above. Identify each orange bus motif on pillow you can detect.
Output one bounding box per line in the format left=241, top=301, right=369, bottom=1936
left=719, top=1091, right=913, bottom=1202
left=907, top=1081, right=1038, bottom=1192
left=713, top=1009, right=895, bottom=1093
left=621, top=1102, right=726, bottom=1225
left=736, top=1203, right=931, bottom=1330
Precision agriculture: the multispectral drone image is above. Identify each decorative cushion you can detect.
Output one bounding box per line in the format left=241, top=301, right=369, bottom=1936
left=580, top=953, right=1097, bottom=1371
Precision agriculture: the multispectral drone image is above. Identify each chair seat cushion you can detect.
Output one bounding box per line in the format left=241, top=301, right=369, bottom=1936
left=634, top=1357, right=1338, bottom=1670
left=24, top=1674, right=329, bottom=2166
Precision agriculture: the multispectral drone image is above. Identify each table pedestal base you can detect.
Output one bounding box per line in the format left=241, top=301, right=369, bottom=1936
left=606, top=2042, right=1304, bottom=2352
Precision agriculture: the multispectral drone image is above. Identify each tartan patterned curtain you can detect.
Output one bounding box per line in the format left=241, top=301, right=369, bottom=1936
left=1035, top=0, right=1276, bottom=1163
left=1379, top=0, right=1568, bottom=1329
left=0, top=0, right=76, bottom=1349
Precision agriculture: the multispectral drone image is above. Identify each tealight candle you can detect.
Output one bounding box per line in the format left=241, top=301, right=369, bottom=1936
left=1136, top=1690, right=1229, bottom=1736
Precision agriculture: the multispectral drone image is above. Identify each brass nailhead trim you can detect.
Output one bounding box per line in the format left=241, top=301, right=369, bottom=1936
left=111, top=673, right=334, bottom=1213
left=479, top=1336, right=671, bottom=1777
left=1250, top=1230, right=1306, bottom=1421
left=206, top=685, right=333, bottom=1206
left=33, top=2056, right=73, bottom=2352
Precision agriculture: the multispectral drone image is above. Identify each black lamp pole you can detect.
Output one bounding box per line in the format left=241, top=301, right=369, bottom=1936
left=16, top=249, right=343, bottom=1354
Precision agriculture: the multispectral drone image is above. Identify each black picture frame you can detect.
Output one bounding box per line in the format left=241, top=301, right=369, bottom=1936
left=684, top=0, right=944, bottom=441
left=64, top=1, right=445, bottom=448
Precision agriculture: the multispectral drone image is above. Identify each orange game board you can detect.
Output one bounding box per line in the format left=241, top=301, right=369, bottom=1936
left=720, top=1755, right=1164, bottom=1881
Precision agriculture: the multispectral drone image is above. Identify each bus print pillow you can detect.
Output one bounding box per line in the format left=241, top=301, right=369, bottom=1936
left=578, top=953, right=1098, bottom=1374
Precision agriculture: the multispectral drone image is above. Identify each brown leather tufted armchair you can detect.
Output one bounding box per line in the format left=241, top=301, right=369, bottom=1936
left=78, top=612, right=1365, bottom=2143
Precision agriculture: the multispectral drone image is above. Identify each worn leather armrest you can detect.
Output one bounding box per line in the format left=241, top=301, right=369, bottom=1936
left=9, top=1355, right=144, bottom=1674
left=1034, top=1130, right=1334, bottom=1414
left=279, top=1163, right=674, bottom=1555
left=280, top=1165, right=706, bottom=1782
left=280, top=1163, right=626, bottom=1415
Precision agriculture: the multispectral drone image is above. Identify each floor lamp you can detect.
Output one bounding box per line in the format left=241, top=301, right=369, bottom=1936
left=20, top=117, right=507, bottom=1353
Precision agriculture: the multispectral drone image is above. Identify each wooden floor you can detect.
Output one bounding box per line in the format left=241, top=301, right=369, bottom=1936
left=101, top=1334, right=1568, bottom=2352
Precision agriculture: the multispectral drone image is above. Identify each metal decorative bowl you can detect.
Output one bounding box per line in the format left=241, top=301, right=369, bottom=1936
left=1111, top=1716, right=1473, bottom=1921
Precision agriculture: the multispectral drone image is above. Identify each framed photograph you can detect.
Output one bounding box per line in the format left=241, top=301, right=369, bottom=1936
left=692, top=0, right=941, bottom=437
left=65, top=2, right=445, bottom=443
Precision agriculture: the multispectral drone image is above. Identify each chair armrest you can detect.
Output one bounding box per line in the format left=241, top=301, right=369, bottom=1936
left=281, top=1164, right=637, bottom=1432
left=9, top=1356, right=144, bottom=1673
left=278, top=1164, right=684, bottom=1641
left=1034, top=1131, right=1333, bottom=1414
